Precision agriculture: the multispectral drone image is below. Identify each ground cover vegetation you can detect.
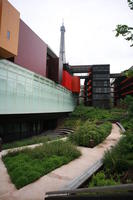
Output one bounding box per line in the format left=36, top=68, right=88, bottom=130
left=62, top=104, right=125, bottom=147
left=88, top=95, right=133, bottom=186
left=89, top=171, right=120, bottom=187
left=103, top=96, right=133, bottom=182
left=69, top=121, right=112, bottom=147
left=2, top=98, right=129, bottom=189
left=3, top=135, right=51, bottom=150
left=2, top=140, right=81, bottom=189
left=65, top=105, right=124, bottom=123
left=3, top=104, right=124, bottom=150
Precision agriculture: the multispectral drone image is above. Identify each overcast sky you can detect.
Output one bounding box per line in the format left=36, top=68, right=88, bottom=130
left=9, top=0, right=132, bottom=73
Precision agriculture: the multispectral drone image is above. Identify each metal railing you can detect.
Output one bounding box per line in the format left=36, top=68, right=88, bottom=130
left=45, top=183, right=133, bottom=200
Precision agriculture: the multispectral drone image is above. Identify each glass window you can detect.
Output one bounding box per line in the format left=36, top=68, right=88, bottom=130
left=7, top=31, right=10, bottom=40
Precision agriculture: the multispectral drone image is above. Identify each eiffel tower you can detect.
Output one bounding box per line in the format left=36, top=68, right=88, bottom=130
left=59, top=22, right=66, bottom=83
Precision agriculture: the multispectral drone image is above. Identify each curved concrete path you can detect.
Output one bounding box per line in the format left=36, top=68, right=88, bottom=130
left=0, top=124, right=122, bottom=200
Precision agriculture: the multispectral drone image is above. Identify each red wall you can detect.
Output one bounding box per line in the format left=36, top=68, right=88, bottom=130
left=62, top=70, right=72, bottom=91
left=72, top=76, right=80, bottom=93
left=62, top=70, right=80, bottom=93
left=14, top=20, right=47, bottom=77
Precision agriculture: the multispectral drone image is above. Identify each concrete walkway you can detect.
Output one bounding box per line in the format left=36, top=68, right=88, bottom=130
left=0, top=124, right=122, bottom=200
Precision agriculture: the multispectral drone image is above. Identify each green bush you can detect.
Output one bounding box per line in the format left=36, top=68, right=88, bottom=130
left=69, top=121, right=112, bottom=147
left=103, top=95, right=133, bottom=177
left=2, top=141, right=81, bottom=189
left=89, top=171, right=120, bottom=187
left=120, top=95, right=133, bottom=117
left=103, top=132, right=133, bottom=174
left=63, top=118, right=83, bottom=130
left=121, top=118, right=133, bottom=131
left=68, top=105, right=125, bottom=122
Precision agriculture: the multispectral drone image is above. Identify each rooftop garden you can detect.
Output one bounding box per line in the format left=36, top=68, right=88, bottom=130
left=2, top=95, right=133, bottom=189
left=61, top=103, right=125, bottom=148
left=88, top=95, right=133, bottom=186
left=2, top=140, right=81, bottom=189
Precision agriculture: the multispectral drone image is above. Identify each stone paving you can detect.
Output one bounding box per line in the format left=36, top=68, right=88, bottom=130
left=0, top=124, right=122, bottom=200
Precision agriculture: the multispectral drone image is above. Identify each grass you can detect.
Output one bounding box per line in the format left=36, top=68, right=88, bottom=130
left=102, top=96, right=133, bottom=183
left=3, top=105, right=125, bottom=150
left=60, top=104, right=124, bottom=148
left=2, top=104, right=128, bottom=189
left=89, top=171, right=120, bottom=187
left=69, top=121, right=112, bottom=147
left=103, top=132, right=133, bottom=174
left=2, top=140, right=81, bottom=189
left=61, top=105, right=125, bottom=130
left=63, top=118, right=83, bottom=130
left=2, top=135, right=52, bottom=150
left=69, top=105, right=125, bottom=121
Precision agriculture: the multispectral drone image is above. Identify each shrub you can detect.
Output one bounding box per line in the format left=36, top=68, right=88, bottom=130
left=68, top=105, right=125, bottom=122
left=2, top=141, right=81, bottom=189
left=120, top=95, right=133, bottom=117
left=103, top=132, right=133, bottom=174
left=69, top=121, right=112, bottom=147
left=63, top=118, right=83, bottom=130
left=89, top=171, right=120, bottom=187
left=121, top=118, right=133, bottom=131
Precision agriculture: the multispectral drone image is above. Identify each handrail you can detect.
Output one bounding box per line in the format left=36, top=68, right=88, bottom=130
left=46, top=183, right=133, bottom=197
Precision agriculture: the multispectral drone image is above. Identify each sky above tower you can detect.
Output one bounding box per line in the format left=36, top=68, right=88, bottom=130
left=9, top=0, right=133, bottom=73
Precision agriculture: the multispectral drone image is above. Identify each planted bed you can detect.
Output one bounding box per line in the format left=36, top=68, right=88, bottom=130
left=2, top=140, right=81, bottom=189
left=69, top=121, right=112, bottom=147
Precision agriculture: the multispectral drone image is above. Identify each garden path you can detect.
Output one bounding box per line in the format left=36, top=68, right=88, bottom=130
left=0, top=123, right=122, bottom=200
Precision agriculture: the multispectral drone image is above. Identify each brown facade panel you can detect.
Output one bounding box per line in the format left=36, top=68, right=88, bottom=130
left=0, top=0, right=20, bottom=58
left=14, top=20, right=47, bottom=77
left=47, top=58, right=59, bottom=82
left=0, top=0, right=2, bottom=27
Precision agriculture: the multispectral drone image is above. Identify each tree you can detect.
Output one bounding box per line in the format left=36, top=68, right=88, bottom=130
left=124, top=68, right=133, bottom=77
left=115, top=0, right=133, bottom=47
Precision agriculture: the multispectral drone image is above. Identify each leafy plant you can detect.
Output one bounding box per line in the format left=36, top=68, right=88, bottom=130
left=2, top=141, right=81, bottom=189
left=103, top=132, right=133, bottom=174
left=69, top=121, right=112, bottom=147
left=89, top=171, right=120, bottom=187
left=124, top=69, right=133, bottom=77
left=63, top=118, right=83, bottom=130
left=120, top=95, right=133, bottom=117
left=67, top=105, right=125, bottom=122
left=115, top=0, right=133, bottom=47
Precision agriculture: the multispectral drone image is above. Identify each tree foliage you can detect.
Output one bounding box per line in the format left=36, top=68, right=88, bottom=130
left=124, top=68, right=133, bottom=77
left=128, top=0, right=133, bottom=9
left=115, top=0, right=133, bottom=47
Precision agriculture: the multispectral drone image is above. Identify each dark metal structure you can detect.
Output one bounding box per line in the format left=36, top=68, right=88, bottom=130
left=70, top=65, right=92, bottom=73
left=110, top=73, right=121, bottom=78
left=92, top=65, right=110, bottom=108
left=82, top=65, right=110, bottom=108
left=45, top=183, right=133, bottom=200
left=69, top=65, right=122, bottom=108
left=113, top=74, right=133, bottom=105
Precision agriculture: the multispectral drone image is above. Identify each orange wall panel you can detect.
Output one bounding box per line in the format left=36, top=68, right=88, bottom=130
left=61, top=70, right=72, bottom=91
left=72, top=76, right=80, bottom=93
left=0, top=0, right=20, bottom=58
left=0, top=0, right=2, bottom=27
